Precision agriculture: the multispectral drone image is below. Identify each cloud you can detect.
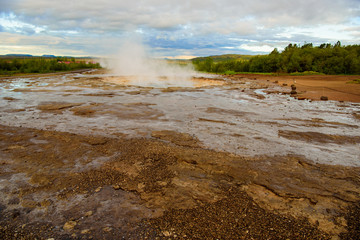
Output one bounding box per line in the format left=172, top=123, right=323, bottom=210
left=0, top=0, right=359, bottom=56
left=238, top=44, right=279, bottom=53
left=5, top=0, right=358, bottom=33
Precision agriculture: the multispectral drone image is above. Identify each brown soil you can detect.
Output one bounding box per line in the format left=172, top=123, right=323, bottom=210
left=232, top=74, right=360, bottom=102
left=1, top=71, right=360, bottom=239
left=0, top=125, right=359, bottom=239
left=279, top=130, right=360, bottom=144
left=0, top=69, right=94, bottom=80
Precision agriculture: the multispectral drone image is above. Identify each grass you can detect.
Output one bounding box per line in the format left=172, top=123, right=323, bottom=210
left=290, top=71, right=325, bottom=76
left=223, top=72, right=283, bottom=76
left=224, top=70, right=237, bottom=75
left=346, top=79, right=360, bottom=84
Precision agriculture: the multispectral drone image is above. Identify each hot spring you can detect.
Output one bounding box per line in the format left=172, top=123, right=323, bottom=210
left=99, top=38, right=226, bottom=88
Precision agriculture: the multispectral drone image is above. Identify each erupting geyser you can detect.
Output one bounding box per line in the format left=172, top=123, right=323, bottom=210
left=104, top=38, right=197, bottom=87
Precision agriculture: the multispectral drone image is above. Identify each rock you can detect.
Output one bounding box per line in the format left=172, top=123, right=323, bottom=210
left=274, top=80, right=279, bottom=83
left=156, top=181, right=168, bottom=186
left=21, top=200, right=38, bottom=209
left=63, top=221, right=77, bottom=231
left=283, top=83, right=288, bottom=86
left=3, top=97, right=18, bottom=101
left=137, top=183, right=145, bottom=191
left=40, top=199, right=52, bottom=208
left=113, top=185, right=121, bottom=190
left=291, top=84, right=296, bottom=90
left=162, top=231, right=171, bottom=237
left=94, top=187, right=102, bottom=192
left=320, top=96, right=328, bottom=101
left=81, top=229, right=91, bottom=234
left=8, top=197, right=20, bottom=205
left=103, top=226, right=112, bottom=232
left=84, top=211, right=93, bottom=217
left=290, top=90, right=297, bottom=95
left=7, top=145, right=25, bottom=150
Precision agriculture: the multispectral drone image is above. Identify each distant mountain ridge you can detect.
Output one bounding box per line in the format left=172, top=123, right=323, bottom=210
left=192, top=54, right=255, bottom=62
left=1, top=54, right=95, bottom=59
left=4, top=54, right=33, bottom=57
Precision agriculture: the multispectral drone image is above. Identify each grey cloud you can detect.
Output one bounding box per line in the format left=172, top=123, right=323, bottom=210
left=1, top=0, right=359, bottom=56
left=6, top=0, right=358, bottom=33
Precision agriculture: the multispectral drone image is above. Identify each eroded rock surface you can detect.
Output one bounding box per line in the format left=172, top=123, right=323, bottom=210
left=0, top=125, right=359, bottom=239
left=0, top=71, right=359, bottom=239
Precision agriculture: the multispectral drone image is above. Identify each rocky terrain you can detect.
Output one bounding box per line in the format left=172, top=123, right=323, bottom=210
left=0, top=70, right=359, bottom=239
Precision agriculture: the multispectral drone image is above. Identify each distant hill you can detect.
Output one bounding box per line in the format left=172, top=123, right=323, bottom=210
left=1, top=54, right=33, bottom=58
left=42, top=55, right=56, bottom=58
left=0, top=54, right=96, bottom=59
left=6, top=54, right=33, bottom=57
left=192, top=54, right=255, bottom=62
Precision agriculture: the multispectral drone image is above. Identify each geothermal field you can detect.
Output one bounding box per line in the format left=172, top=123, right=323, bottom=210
left=0, top=63, right=360, bottom=239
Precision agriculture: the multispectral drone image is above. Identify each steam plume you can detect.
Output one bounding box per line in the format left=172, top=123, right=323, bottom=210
left=105, top=37, right=196, bottom=87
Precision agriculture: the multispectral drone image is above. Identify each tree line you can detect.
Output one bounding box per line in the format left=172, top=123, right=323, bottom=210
left=192, top=42, right=360, bottom=75
left=0, top=57, right=101, bottom=75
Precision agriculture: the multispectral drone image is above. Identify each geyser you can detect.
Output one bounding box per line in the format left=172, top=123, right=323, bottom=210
left=105, top=38, right=197, bottom=87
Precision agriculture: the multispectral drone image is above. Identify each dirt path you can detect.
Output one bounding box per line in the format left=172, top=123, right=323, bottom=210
left=231, top=74, right=360, bottom=102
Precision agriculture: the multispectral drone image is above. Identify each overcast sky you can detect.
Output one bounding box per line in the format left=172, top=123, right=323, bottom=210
left=0, top=0, right=359, bottom=58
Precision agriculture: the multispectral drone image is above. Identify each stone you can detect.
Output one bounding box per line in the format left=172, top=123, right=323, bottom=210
left=81, top=229, right=91, bottom=234
left=40, top=199, right=52, bottom=208
left=21, top=200, right=38, bottom=209
left=103, top=226, right=112, bottom=232
left=320, top=96, right=328, bottom=101
left=94, top=187, right=102, bottom=192
left=137, top=183, right=145, bottom=191
left=8, top=198, right=20, bottom=205
left=162, top=231, right=171, bottom=237
left=63, top=221, right=77, bottom=231
left=84, top=211, right=93, bottom=217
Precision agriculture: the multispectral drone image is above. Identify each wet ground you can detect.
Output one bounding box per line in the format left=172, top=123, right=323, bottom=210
left=0, top=70, right=359, bottom=239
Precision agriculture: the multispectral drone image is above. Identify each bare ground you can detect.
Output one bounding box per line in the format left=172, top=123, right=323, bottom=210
left=230, top=74, right=360, bottom=102
left=0, top=125, right=359, bottom=239
left=0, top=71, right=359, bottom=239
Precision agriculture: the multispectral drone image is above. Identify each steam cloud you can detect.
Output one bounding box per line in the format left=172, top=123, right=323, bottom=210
left=105, top=38, right=196, bottom=87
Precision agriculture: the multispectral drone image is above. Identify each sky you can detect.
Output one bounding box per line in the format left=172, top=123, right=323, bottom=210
left=0, top=0, right=359, bottom=58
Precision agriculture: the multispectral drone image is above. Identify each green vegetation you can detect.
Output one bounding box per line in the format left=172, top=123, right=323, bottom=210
left=192, top=42, right=360, bottom=75
left=290, top=71, right=325, bottom=76
left=0, top=57, right=101, bottom=76
left=193, top=54, right=253, bottom=62
left=347, top=79, right=360, bottom=84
